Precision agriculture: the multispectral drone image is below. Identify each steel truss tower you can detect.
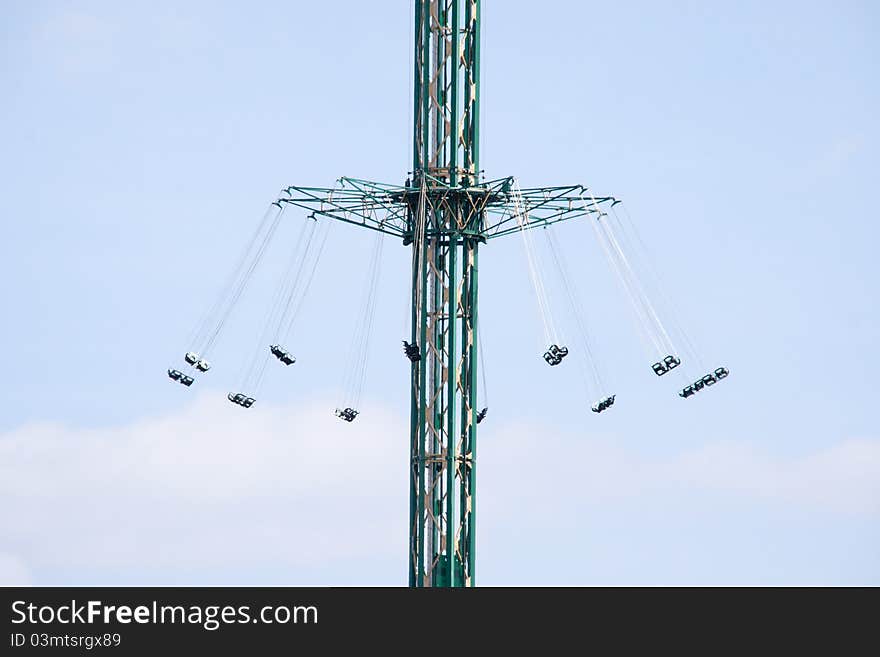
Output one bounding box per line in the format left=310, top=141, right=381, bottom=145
left=278, top=0, right=614, bottom=587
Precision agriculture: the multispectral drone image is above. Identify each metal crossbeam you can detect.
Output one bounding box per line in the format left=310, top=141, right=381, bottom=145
left=279, top=178, right=408, bottom=238
left=280, top=177, right=616, bottom=242
left=484, top=184, right=616, bottom=239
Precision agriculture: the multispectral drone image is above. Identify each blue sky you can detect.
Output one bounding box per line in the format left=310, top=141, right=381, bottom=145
left=1, top=0, right=877, bottom=585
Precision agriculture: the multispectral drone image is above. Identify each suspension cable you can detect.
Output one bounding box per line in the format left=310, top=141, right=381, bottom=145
left=511, top=179, right=560, bottom=348
left=186, top=203, right=276, bottom=352
left=611, top=202, right=704, bottom=373
left=598, top=209, right=676, bottom=356
left=581, top=189, right=680, bottom=362
left=341, top=230, right=385, bottom=412
left=545, top=229, right=605, bottom=396
left=477, top=322, right=489, bottom=408
left=239, top=217, right=313, bottom=393
left=411, top=179, right=429, bottom=338
left=201, top=203, right=286, bottom=361
left=184, top=202, right=285, bottom=369
left=582, top=191, right=660, bottom=358
left=281, top=216, right=332, bottom=345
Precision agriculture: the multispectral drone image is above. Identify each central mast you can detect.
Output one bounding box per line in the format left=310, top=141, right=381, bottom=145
left=407, top=0, right=481, bottom=587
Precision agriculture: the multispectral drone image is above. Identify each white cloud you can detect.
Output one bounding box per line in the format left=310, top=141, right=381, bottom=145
left=0, top=397, right=877, bottom=584
left=0, top=394, right=408, bottom=583
left=661, top=437, right=880, bottom=513
left=481, top=421, right=880, bottom=517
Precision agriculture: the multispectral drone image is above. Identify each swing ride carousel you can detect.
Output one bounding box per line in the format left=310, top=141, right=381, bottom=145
left=166, top=178, right=729, bottom=418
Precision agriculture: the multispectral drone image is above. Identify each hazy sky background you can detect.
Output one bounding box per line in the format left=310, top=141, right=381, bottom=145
left=1, top=0, right=877, bottom=585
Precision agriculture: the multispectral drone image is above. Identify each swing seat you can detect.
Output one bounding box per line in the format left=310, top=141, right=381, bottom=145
left=336, top=407, right=359, bottom=422
left=185, top=352, right=199, bottom=366
left=476, top=407, right=488, bottom=424
left=169, top=368, right=193, bottom=386
left=195, top=359, right=210, bottom=372
left=653, top=355, right=680, bottom=376
left=681, top=367, right=729, bottom=399
left=543, top=345, right=565, bottom=365
left=270, top=345, right=296, bottom=365
left=591, top=394, right=616, bottom=413
left=227, top=393, right=254, bottom=408
left=402, top=341, right=421, bottom=362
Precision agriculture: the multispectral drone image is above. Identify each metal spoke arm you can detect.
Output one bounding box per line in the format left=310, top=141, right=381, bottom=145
left=278, top=177, right=409, bottom=238
left=276, top=177, right=616, bottom=242
left=481, top=182, right=616, bottom=240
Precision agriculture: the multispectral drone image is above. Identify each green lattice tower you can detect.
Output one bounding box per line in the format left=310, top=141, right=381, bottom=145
left=405, top=0, right=481, bottom=588
left=279, top=0, right=613, bottom=587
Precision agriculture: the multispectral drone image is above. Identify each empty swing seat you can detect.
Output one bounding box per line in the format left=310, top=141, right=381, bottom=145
left=270, top=345, right=296, bottom=365
left=195, top=359, right=211, bottom=372
left=169, top=369, right=194, bottom=386
left=652, top=355, right=681, bottom=376
left=185, top=352, right=199, bottom=366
